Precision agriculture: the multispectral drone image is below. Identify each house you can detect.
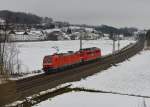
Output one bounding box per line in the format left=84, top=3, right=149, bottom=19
left=70, top=32, right=80, bottom=40
left=0, top=18, right=5, bottom=25
left=46, top=30, right=68, bottom=41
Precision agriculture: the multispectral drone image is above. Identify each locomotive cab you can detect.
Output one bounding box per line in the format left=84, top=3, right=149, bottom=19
left=43, top=54, right=60, bottom=72
left=43, top=55, right=52, bottom=72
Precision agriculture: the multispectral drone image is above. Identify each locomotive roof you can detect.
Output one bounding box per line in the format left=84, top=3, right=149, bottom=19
left=44, top=47, right=100, bottom=58
left=52, top=51, right=75, bottom=56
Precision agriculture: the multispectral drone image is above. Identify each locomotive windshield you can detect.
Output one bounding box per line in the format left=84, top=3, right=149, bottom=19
left=43, top=56, right=51, bottom=63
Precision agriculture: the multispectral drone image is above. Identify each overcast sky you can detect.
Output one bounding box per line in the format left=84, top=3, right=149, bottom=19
left=0, top=0, right=150, bottom=29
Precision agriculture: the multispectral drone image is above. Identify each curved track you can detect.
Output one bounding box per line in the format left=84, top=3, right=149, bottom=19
left=0, top=39, right=144, bottom=106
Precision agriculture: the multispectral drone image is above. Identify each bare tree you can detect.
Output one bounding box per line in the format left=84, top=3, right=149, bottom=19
left=0, top=18, right=9, bottom=81
left=138, top=98, right=147, bottom=107
left=0, top=17, right=8, bottom=71
left=4, top=42, right=20, bottom=75
left=0, top=16, right=21, bottom=82
left=142, top=98, right=147, bottom=107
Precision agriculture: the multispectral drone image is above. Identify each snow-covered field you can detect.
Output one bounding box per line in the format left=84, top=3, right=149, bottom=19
left=72, top=50, right=150, bottom=97
left=33, top=91, right=150, bottom=107
left=17, top=39, right=134, bottom=73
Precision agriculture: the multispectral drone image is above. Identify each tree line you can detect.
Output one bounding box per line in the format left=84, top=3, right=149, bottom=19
left=94, top=25, right=138, bottom=37
left=0, top=10, right=42, bottom=24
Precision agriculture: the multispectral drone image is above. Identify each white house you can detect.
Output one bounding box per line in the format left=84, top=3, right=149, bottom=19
left=0, top=18, right=5, bottom=25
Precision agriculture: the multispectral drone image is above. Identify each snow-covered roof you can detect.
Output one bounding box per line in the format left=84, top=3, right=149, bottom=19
left=69, top=26, right=81, bottom=29
left=44, top=29, right=61, bottom=33
left=84, top=27, right=94, bottom=32
left=0, top=18, right=5, bottom=24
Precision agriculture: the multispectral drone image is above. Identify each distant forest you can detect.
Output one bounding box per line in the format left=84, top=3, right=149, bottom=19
left=95, top=25, right=138, bottom=37
left=0, top=10, right=42, bottom=24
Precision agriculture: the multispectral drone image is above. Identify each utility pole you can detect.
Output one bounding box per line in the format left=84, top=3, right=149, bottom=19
left=112, top=34, right=115, bottom=53
left=80, top=31, right=83, bottom=50
left=118, top=35, right=120, bottom=50
left=142, top=98, right=147, bottom=107
left=80, top=29, right=84, bottom=50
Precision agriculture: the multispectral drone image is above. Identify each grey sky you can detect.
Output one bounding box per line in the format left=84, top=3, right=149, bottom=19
left=0, top=0, right=150, bottom=29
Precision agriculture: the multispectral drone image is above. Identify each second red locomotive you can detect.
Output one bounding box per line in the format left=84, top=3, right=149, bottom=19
left=43, top=47, right=101, bottom=73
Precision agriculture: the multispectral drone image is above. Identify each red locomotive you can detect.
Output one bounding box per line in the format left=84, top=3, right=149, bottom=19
left=43, top=47, right=101, bottom=73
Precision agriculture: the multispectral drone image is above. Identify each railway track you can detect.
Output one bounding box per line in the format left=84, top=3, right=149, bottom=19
left=0, top=39, right=144, bottom=106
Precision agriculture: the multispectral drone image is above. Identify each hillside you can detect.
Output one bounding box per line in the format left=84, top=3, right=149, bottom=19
left=0, top=10, right=42, bottom=24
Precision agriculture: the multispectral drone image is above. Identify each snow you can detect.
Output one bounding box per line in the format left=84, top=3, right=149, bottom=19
left=44, top=28, right=61, bottom=33
left=0, top=18, right=5, bottom=24
left=33, top=91, right=149, bottom=107
left=9, top=72, right=43, bottom=80
left=16, top=39, right=134, bottom=72
left=69, top=26, right=81, bottom=29
left=11, top=31, right=46, bottom=41
left=5, top=83, right=71, bottom=107
left=33, top=50, right=150, bottom=107
left=72, top=50, right=150, bottom=97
